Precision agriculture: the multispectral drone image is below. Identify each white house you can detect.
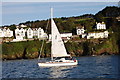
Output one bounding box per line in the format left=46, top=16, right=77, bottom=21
left=20, top=28, right=26, bottom=38
left=43, top=33, right=48, bottom=39
left=96, top=22, right=106, bottom=30
left=13, top=28, right=26, bottom=41
left=81, top=33, right=87, bottom=38
left=14, top=28, right=23, bottom=40
left=2, top=28, right=13, bottom=37
left=2, top=28, right=7, bottom=37
left=6, top=28, right=13, bottom=37
left=0, top=28, right=4, bottom=37
left=86, top=31, right=109, bottom=39
left=27, top=27, right=47, bottom=39
left=27, top=28, right=33, bottom=39
left=104, top=31, right=109, bottom=38
left=37, top=28, right=45, bottom=38
left=20, top=24, right=27, bottom=28
left=33, top=28, right=38, bottom=38
left=76, top=26, right=85, bottom=35
left=49, top=33, right=72, bottom=41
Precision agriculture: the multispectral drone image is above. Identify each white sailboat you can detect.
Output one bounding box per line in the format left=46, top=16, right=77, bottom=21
left=38, top=8, right=78, bottom=67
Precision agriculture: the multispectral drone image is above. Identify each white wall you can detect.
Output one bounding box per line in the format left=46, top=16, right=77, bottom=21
left=49, top=33, right=72, bottom=41
left=0, top=29, right=4, bottom=37
left=96, top=22, right=106, bottom=30
left=15, top=28, right=23, bottom=40
left=27, top=28, right=33, bottom=39
left=86, top=31, right=109, bottom=39
left=76, top=27, right=85, bottom=35
left=37, top=28, right=45, bottom=38
left=2, top=28, right=13, bottom=37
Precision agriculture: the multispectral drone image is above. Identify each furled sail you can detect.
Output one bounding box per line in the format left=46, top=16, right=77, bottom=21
left=51, top=19, right=70, bottom=57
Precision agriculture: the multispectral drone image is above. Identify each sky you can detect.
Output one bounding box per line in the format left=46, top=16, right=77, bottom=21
left=1, top=0, right=120, bottom=2
left=1, top=2, right=118, bottom=26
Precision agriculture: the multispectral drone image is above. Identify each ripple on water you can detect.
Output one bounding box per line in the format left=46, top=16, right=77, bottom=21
left=2, top=55, right=120, bottom=78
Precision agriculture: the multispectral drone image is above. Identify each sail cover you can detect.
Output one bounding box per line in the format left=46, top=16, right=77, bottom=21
left=51, top=19, right=70, bottom=57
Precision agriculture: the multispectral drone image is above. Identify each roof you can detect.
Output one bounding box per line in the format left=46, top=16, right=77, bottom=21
left=76, top=25, right=84, bottom=29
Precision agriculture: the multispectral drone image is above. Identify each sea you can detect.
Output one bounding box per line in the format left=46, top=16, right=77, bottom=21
left=2, top=55, right=120, bottom=79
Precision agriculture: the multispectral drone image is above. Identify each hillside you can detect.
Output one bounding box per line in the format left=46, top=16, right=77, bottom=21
left=2, top=6, right=120, bottom=60
left=95, top=6, right=120, bottom=18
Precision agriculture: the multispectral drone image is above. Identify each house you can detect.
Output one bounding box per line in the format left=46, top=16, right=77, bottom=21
left=81, top=34, right=87, bottom=38
left=116, top=16, right=120, bottom=21
left=37, top=28, right=45, bottom=38
left=13, top=28, right=26, bottom=41
left=27, top=27, right=47, bottom=39
left=2, top=28, right=7, bottom=37
left=76, top=26, right=85, bottom=35
left=27, top=28, right=33, bottom=39
left=86, top=31, right=109, bottom=39
left=6, top=28, right=13, bottom=37
left=33, top=28, right=38, bottom=38
left=61, top=33, right=72, bottom=40
left=2, top=27, right=13, bottom=37
left=104, top=31, right=109, bottom=38
left=0, top=28, right=4, bottom=37
left=96, top=22, right=106, bottom=30
left=49, top=33, right=72, bottom=41
left=20, top=24, right=27, bottom=28
left=20, top=28, right=26, bottom=39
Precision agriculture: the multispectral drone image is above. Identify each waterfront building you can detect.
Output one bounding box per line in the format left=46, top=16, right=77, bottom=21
left=86, top=31, right=109, bottom=39
left=96, top=22, right=106, bottom=30
left=13, top=28, right=27, bottom=41
left=49, top=33, right=72, bottom=41
left=20, top=28, right=26, bottom=39
left=0, top=28, right=4, bottom=37
left=13, top=28, right=23, bottom=41
left=5, top=28, right=13, bottom=37
left=20, top=24, right=27, bottom=28
left=116, top=16, right=120, bottom=21
left=37, top=28, right=45, bottom=38
left=76, top=26, right=85, bottom=35
left=2, top=28, right=7, bottom=37
left=27, top=28, right=33, bottom=39
left=2, top=27, right=13, bottom=37
left=27, top=27, right=47, bottom=39
left=33, top=28, right=38, bottom=38
left=104, top=31, right=109, bottom=38
left=81, top=33, right=87, bottom=38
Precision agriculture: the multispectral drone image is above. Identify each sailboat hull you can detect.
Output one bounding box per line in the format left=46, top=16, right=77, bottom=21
left=38, top=60, right=78, bottom=67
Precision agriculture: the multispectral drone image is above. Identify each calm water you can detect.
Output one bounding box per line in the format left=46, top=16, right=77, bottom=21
left=2, top=55, right=120, bottom=79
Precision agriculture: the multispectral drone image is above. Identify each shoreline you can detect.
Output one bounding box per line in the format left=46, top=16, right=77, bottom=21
left=2, top=53, right=119, bottom=61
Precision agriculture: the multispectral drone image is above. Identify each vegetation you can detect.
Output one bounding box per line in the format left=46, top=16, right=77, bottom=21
left=2, top=6, right=120, bottom=60
left=2, top=40, right=42, bottom=59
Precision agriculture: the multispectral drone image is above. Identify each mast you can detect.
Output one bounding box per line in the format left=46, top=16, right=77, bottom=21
left=51, top=7, right=53, bottom=61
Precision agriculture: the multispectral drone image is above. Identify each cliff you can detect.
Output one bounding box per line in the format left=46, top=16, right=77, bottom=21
left=2, top=37, right=119, bottom=60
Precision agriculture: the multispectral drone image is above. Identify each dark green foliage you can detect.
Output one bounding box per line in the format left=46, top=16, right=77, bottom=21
left=65, top=41, right=83, bottom=56
left=95, top=6, right=120, bottom=22
left=44, top=42, right=51, bottom=57
left=82, top=41, right=90, bottom=56
left=2, top=40, right=44, bottom=59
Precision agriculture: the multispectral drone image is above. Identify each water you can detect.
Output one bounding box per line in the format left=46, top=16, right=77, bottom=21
left=2, top=55, right=120, bottom=79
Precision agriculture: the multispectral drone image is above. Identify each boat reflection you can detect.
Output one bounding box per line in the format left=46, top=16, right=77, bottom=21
left=49, top=66, right=77, bottom=78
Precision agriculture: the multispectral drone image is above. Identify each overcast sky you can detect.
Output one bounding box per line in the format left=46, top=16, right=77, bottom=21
left=1, top=2, right=118, bottom=26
